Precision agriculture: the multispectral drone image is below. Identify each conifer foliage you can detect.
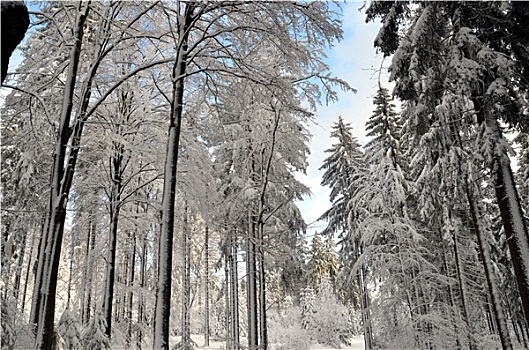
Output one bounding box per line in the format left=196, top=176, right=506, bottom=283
left=2, top=1, right=529, bottom=350
left=1, top=2, right=349, bottom=350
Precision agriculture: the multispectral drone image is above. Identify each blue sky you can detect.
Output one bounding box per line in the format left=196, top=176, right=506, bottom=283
left=295, top=2, right=389, bottom=237
left=2, top=1, right=387, bottom=239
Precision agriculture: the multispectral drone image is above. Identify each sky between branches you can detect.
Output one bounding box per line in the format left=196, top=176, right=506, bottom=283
left=295, top=2, right=389, bottom=236
left=1, top=1, right=387, bottom=240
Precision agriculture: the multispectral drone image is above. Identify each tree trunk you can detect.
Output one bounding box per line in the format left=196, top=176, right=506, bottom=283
left=359, top=266, right=373, bottom=350
left=21, top=230, right=35, bottom=311
left=181, top=204, right=192, bottom=349
left=153, top=4, right=196, bottom=349
left=488, top=117, right=529, bottom=327
left=257, top=222, right=267, bottom=350
left=204, top=226, right=210, bottom=347
left=103, top=143, right=124, bottom=338
left=230, top=232, right=240, bottom=349
left=451, top=226, right=476, bottom=350
left=31, top=4, right=89, bottom=349
left=466, top=182, right=513, bottom=350
left=127, top=230, right=136, bottom=347
left=12, top=224, right=27, bottom=305
left=138, top=233, right=148, bottom=349
left=0, top=0, right=29, bottom=83
left=224, top=250, right=232, bottom=350
left=247, top=214, right=258, bottom=350
left=82, top=214, right=96, bottom=325
left=66, top=236, right=74, bottom=310
left=473, top=97, right=529, bottom=326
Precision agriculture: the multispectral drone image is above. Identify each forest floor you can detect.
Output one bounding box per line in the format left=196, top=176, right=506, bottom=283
left=169, top=335, right=365, bottom=350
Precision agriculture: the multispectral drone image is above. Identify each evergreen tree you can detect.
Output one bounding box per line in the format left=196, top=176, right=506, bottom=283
left=307, top=233, right=339, bottom=290
left=367, top=4, right=529, bottom=336
left=57, top=310, right=83, bottom=350
left=82, top=312, right=110, bottom=350
left=319, top=116, right=365, bottom=238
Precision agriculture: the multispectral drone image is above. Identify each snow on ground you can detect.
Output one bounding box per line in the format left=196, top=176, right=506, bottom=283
left=170, top=335, right=365, bottom=350
left=309, top=337, right=365, bottom=350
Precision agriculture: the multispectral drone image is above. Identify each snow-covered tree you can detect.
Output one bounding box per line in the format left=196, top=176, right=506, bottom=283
left=319, top=116, right=365, bottom=238
left=57, top=310, right=83, bottom=350
left=82, top=312, right=110, bottom=350
left=307, top=233, right=339, bottom=290
left=367, top=4, right=529, bottom=338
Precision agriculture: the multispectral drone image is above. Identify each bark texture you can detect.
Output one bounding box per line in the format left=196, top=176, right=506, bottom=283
left=1, top=1, right=29, bottom=83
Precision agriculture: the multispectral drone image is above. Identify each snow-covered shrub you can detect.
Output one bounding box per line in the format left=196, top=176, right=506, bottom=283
left=1, top=297, right=34, bottom=349
left=1, top=298, right=17, bottom=350
left=58, top=309, right=83, bottom=350
left=301, top=280, right=353, bottom=348
left=347, top=304, right=362, bottom=337
left=299, top=287, right=315, bottom=330
left=82, top=312, right=110, bottom=350
left=268, top=297, right=311, bottom=350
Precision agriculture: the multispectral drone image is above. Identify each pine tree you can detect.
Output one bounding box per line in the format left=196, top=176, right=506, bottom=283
left=367, top=3, right=529, bottom=336
left=319, top=116, right=365, bottom=238
left=82, top=312, right=110, bottom=350
left=57, top=310, right=83, bottom=350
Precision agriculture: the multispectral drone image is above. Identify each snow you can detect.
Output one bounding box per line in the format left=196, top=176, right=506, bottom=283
left=167, top=334, right=366, bottom=350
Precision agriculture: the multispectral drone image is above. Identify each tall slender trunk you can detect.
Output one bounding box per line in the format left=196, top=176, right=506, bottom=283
left=181, top=205, right=192, bottom=348
left=21, top=230, right=35, bottom=312
left=359, top=265, right=373, bottom=350
left=254, top=108, right=281, bottom=350
left=257, top=222, right=267, bottom=350
left=127, top=230, right=136, bottom=347
left=224, top=250, right=232, bottom=350
left=31, top=5, right=90, bottom=349
left=138, top=234, right=148, bottom=349
left=153, top=4, right=196, bottom=349
left=488, top=117, right=529, bottom=326
left=82, top=215, right=96, bottom=325
left=104, top=144, right=124, bottom=338
left=444, top=252, right=461, bottom=350
left=473, top=98, right=529, bottom=326
left=230, top=232, right=240, bottom=349
left=247, top=215, right=258, bottom=350
left=452, top=229, right=476, bottom=350
left=12, top=225, right=27, bottom=304
left=518, top=319, right=529, bottom=349
left=466, top=182, right=513, bottom=350
left=204, top=225, right=210, bottom=347
left=66, top=236, right=74, bottom=310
